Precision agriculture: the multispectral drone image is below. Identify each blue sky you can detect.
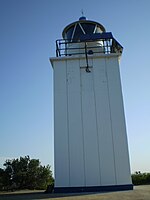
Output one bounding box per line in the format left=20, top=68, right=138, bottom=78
left=0, top=0, right=150, bottom=174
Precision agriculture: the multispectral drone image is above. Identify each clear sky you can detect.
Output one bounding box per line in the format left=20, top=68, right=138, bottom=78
left=0, top=0, right=150, bottom=174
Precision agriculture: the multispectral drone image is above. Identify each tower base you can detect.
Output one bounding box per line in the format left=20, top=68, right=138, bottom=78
left=54, top=184, right=133, bottom=193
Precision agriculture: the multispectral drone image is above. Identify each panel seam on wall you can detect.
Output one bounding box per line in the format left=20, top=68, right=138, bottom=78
left=105, top=58, right=117, bottom=184
left=92, top=58, right=102, bottom=185
left=79, top=58, right=86, bottom=186
left=66, top=60, right=71, bottom=186
left=53, top=64, right=57, bottom=181
left=115, top=61, right=132, bottom=180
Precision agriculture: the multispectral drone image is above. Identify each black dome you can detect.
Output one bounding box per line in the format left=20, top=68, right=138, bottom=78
left=79, top=16, right=86, bottom=20
left=62, top=18, right=106, bottom=41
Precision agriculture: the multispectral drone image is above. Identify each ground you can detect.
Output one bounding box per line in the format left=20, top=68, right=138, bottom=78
left=0, top=185, right=150, bottom=200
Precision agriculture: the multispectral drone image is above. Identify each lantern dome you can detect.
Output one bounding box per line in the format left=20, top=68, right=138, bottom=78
left=62, top=16, right=106, bottom=41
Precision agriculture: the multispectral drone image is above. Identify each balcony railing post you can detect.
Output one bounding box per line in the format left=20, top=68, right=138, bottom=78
left=55, top=37, right=123, bottom=57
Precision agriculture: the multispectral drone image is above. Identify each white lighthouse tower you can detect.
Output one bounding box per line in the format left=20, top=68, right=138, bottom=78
left=50, top=16, right=133, bottom=193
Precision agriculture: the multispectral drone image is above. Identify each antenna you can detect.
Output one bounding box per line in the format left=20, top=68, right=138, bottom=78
left=81, top=9, right=84, bottom=17
left=79, top=9, right=86, bottom=21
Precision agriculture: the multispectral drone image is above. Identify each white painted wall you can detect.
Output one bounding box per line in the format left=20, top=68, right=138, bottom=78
left=51, top=53, right=132, bottom=188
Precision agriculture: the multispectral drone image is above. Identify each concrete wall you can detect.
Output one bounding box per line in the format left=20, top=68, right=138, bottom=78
left=51, top=54, right=132, bottom=188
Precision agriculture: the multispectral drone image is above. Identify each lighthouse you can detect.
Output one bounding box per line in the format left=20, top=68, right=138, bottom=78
left=50, top=16, right=133, bottom=193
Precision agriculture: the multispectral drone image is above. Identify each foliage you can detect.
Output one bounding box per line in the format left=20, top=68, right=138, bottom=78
left=0, top=156, right=54, bottom=191
left=132, top=171, right=150, bottom=185
left=0, top=168, right=11, bottom=190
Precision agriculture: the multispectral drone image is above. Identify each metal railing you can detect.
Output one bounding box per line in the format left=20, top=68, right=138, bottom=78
left=56, top=38, right=123, bottom=57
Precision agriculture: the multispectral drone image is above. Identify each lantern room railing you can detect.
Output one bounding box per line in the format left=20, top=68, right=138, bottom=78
left=56, top=32, right=123, bottom=57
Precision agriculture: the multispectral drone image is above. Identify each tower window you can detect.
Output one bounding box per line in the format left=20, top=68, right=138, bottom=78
left=81, top=23, right=95, bottom=34
left=72, top=24, right=84, bottom=41
left=66, top=26, right=74, bottom=40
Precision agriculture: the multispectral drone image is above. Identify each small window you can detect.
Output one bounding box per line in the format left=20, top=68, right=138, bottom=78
left=81, top=23, right=95, bottom=34
left=95, top=26, right=103, bottom=33
left=73, top=24, right=84, bottom=41
left=66, top=26, right=75, bottom=40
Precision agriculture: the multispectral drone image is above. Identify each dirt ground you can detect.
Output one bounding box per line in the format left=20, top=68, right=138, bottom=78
left=0, top=185, right=150, bottom=200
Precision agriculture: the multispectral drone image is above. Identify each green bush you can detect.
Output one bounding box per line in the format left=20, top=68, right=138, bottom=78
left=0, top=156, right=54, bottom=191
left=132, top=171, right=150, bottom=185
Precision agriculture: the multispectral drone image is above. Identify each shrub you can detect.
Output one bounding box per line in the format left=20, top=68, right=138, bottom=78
left=0, top=156, right=54, bottom=191
left=132, top=171, right=150, bottom=185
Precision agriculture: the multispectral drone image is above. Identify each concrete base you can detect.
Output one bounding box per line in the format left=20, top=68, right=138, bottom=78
left=54, top=184, right=133, bottom=193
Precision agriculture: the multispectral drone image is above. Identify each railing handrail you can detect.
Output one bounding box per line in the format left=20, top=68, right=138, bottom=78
left=56, top=37, right=123, bottom=57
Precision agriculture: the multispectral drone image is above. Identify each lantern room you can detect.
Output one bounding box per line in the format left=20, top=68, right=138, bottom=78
left=56, top=16, right=123, bottom=57
left=62, top=16, right=106, bottom=41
